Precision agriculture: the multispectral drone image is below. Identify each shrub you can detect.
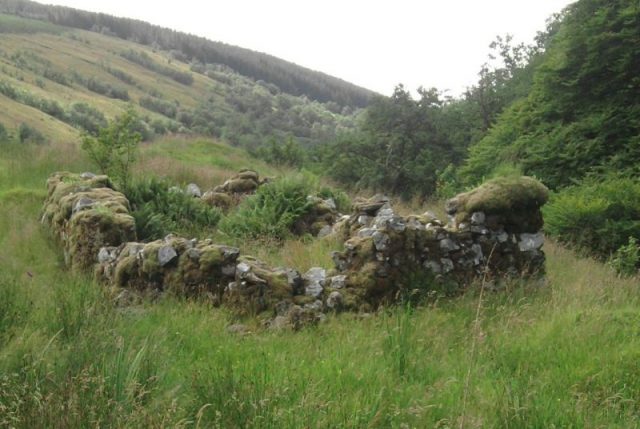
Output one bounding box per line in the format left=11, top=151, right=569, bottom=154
left=68, top=102, right=107, bottom=135
left=219, top=174, right=317, bottom=240
left=105, top=66, right=136, bottom=85
left=543, top=176, right=640, bottom=259
left=608, top=237, right=640, bottom=277
left=0, top=122, right=8, bottom=142
left=139, top=96, right=177, bottom=119
left=124, top=178, right=221, bottom=241
left=18, top=123, right=45, bottom=144
left=81, top=107, right=142, bottom=188
left=87, top=77, right=129, bottom=101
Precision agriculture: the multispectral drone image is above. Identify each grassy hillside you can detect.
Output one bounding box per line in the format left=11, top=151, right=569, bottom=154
left=0, top=13, right=357, bottom=149
left=1, top=136, right=640, bottom=427
left=0, top=0, right=376, bottom=108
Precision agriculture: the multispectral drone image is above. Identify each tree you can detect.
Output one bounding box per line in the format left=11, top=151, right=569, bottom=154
left=81, top=106, right=142, bottom=188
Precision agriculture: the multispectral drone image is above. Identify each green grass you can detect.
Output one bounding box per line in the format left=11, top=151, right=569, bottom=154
left=0, top=14, right=65, bottom=34
left=1, top=140, right=640, bottom=427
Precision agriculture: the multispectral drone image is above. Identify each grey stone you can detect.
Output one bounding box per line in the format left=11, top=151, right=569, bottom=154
left=439, top=238, right=460, bottom=252
left=222, top=264, right=236, bottom=277
left=372, top=231, right=390, bottom=251
left=373, top=207, right=395, bottom=228
left=357, top=215, right=372, bottom=226
left=303, top=267, right=326, bottom=298
left=518, top=233, right=544, bottom=251
left=471, top=212, right=486, bottom=225
left=422, top=211, right=439, bottom=223
left=496, top=231, right=509, bottom=243
left=305, top=299, right=324, bottom=311
left=440, top=258, right=454, bottom=273
left=388, top=216, right=406, bottom=232
left=236, top=262, right=251, bottom=276
left=158, top=245, right=178, bottom=267
left=186, top=248, right=201, bottom=261
left=470, top=244, right=484, bottom=266
left=332, top=251, right=348, bottom=272
left=221, top=246, right=240, bottom=261
left=445, top=197, right=460, bottom=215
left=330, top=274, right=346, bottom=289
left=286, top=269, right=303, bottom=288
left=317, top=225, right=333, bottom=238
left=470, top=225, right=489, bottom=235
left=98, top=247, right=114, bottom=264
left=424, top=260, right=442, bottom=274
left=275, top=300, right=292, bottom=316
left=80, top=172, right=96, bottom=179
left=186, top=183, right=202, bottom=198
left=72, top=197, right=94, bottom=214
left=324, top=198, right=337, bottom=211
left=406, top=218, right=425, bottom=230
left=124, top=243, right=144, bottom=258
left=357, top=228, right=376, bottom=238
left=326, top=291, right=343, bottom=309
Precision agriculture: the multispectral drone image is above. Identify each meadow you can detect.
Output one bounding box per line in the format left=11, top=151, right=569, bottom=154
left=1, top=138, right=639, bottom=428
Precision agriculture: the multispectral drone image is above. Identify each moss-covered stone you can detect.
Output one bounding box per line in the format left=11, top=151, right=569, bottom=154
left=448, top=176, right=548, bottom=219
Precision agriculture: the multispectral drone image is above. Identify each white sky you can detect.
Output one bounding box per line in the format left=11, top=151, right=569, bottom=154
left=42, top=0, right=574, bottom=96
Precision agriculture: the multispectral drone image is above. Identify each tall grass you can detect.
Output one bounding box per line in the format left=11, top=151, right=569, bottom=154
left=2, top=141, right=640, bottom=427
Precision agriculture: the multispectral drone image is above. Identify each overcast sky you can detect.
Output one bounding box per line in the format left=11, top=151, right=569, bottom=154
left=43, top=0, right=574, bottom=96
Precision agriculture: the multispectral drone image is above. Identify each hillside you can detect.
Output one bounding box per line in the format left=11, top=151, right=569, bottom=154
left=0, top=13, right=359, bottom=148
left=0, top=0, right=376, bottom=107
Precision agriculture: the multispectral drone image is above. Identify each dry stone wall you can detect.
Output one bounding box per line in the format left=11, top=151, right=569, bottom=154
left=41, top=172, right=136, bottom=271
left=43, top=172, right=548, bottom=327
left=326, top=177, right=548, bottom=311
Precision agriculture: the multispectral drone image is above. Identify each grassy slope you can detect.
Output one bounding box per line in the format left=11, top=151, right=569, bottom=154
left=0, top=14, right=280, bottom=141
left=1, top=139, right=639, bottom=428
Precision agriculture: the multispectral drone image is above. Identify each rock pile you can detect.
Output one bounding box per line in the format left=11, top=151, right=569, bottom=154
left=292, top=196, right=339, bottom=237
left=201, top=169, right=267, bottom=211
left=43, top=172, right=549, bottom=328
left=41, top=172, right=136, bottom=270
left=325, top=176, right=549, bottom=310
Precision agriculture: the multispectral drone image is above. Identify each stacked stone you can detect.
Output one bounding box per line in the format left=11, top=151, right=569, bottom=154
left=445, top=176, right=548, bottom=276
left=325, top=177, right=549, bottom=310
left=43, top=171, right=549, bottom=328
left=201, top=169, right=267, bottom=211
left=41, top=172, right=136, bottom=271
left=96, top=235, right=240, bottom=299
left=292, top=196, right=339, bottom=237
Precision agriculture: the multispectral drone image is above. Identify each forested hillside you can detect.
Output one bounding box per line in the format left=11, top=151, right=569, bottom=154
left=0, top=13, right=358, bottom=149
left=306, top=0, right=639, bottom=270
left=0, top=0, right=375, bottom=107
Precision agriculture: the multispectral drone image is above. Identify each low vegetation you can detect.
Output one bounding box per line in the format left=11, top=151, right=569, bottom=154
left=2, top=139, right=640, bottom=428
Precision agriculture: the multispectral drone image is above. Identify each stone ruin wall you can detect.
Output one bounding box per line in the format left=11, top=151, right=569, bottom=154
left=42, top=172, right=548, bottom=326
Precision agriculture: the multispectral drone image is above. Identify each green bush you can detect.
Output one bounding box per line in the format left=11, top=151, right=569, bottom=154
left=81, top=107, right=141, bottom=188
left=124, top=178, right=221, bottom=241
left=608, top=237, right=640, bottom=277
left=18, top=123, right=45, bottom=144
left=219, top=174, right=317, bottom=240
left=139, top=96, right=177, bottom=119
left=543, top=176, right=640, bottom=259
left=68, top=102, right=107, bottom=135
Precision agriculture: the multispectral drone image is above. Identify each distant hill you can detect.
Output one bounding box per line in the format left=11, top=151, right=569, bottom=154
left=0, top=0, right=376, bottom=108
left=0, top=12, right=360, bottom=147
